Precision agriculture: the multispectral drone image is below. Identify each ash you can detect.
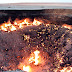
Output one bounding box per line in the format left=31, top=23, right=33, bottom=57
left=0, top=24, right=72, bottom=72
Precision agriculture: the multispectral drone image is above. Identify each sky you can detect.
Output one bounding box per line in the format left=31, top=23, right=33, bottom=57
left=0, top=0, right=72, bottom=3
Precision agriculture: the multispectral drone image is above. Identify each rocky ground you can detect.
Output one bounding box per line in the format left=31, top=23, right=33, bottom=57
left=0, top=24, right=72, bottom=72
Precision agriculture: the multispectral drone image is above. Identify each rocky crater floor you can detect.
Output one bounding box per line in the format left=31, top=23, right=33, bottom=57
left=0, top=24, right=72, bottom=72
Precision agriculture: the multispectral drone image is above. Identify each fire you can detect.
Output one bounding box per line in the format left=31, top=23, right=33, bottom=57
left=23, top=65, right=31, bottom=72
left=1, top=26, right=7, bottom=31
left=24, top=18, right=32, bottom=26
left=0, top=18, right=42, bottom=32
left=0, top=18, right=72, bottom=32
left=10, top=25, right=16, bottom=31
left=5, top=23, right=11, bottom=27
left=29, top=50, right=40, bottom=65
left=62, top=24, right=72, bottom=29
left=59, top=57, right=63, bottom=63
left=33, top=19, right=42, bottom=25
left=14, top=21, right=17, bottom=25
left=18, top=50, right=41, bottom=72
left=34, top=50, right=40, bottom=65
left=23, top=50, right=41, bottom=72
left=0, top=21, right=16, bottom=32
left=60, top=67, right=72, bottom=72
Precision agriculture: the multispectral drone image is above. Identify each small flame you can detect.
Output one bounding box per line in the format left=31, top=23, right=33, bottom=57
left=5, top=23, right=12, bottom=27
left=62, top=24, right=72, bottom=29
left=60, top=67, right=67, bottom=72
left=59, top=57, right=63, bottom=63
left=1, top=26, right=7, bottom=31
left=29, top=50, right=40, bottom=65
left=24, top=18, right=31, bottom=26
left=10, top=25, right=16, bottom=31
left=18, top=23, right=24, bottom=28
left=34, top=50, right=40, bottom=65
left=60, top=67, right=72, bottom=72
left=14, top=21, right=17, bottom=25
left=33, top=19, right=42, bottom=25
left=23, top=65, right=31, bottom=72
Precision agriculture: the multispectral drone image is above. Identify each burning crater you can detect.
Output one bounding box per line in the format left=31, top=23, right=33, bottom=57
left=18, top=50, right=50, bottom=72
left=0, top=18, right=72, bottom=72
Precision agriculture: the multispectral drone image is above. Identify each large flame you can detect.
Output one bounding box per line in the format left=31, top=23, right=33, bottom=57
left=0, top=18, right=42, bottom=32
left=23, top=50, right=41, bottom=72
left=0, top=18, right=72, bottom=32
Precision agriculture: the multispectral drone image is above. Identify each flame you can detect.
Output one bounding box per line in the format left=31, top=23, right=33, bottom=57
left=24, top=18, right=32, bottom=26
left=23, top=65, right=31, bottom=72
left=0, top=18, right=43, bottom=32
left=18, top=50, right=41, bottom=72
left=59, top=57, right=63, bottom=63
left=62, top=24, right=72, bottom=29
left=0, top=18, right=72, bottom=32
left=10, top=25, right=16, bottom=31
left=34, top=50, right=40, bottom=65
left=5, top=23, right=12, bottom=27
left=1, top=26, right=7, bottom=31
left=33, top=19, right=42, bottom=26
left=29, top=50, right=40, bottom=65
left=60, top=67, right=72, bottom=72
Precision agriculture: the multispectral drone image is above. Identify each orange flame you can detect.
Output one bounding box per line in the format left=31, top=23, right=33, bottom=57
left=23, top=65, right=31, bottom=72
left=60, top=67, right=72, bottom=72
left=29, top=50, right=40, bottom=65
left=1, top=25, right=7, bottom=31
left=33, top=19, right=42, bottom=26
left=22, top=50, right=41, bottom=72
left=0, top=18, right=72, bottom=32
left=0, top=18, right=42, bottom=32
left=10, top=25, right=16, bottom=31
left=62, top=24, right=72, bottom=29
left=34, top=50, right=40, bottom=65
left=18, top=50, right=41, bottom=72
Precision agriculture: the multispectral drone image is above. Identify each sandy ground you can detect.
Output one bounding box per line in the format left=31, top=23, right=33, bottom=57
left=0, top=3, right=72, bottom=10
